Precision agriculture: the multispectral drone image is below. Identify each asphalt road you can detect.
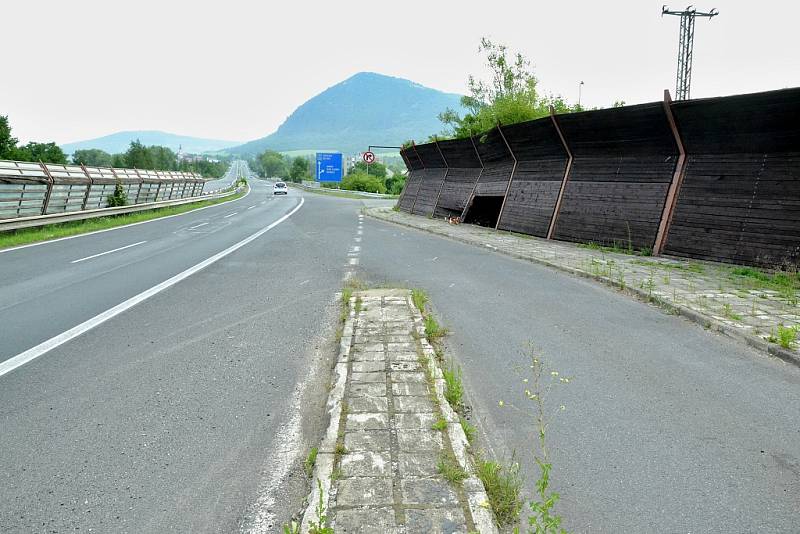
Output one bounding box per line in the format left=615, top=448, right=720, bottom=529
left=2, top=175, right=798, bottom=533
left=0, top=168, right=390, bottom=532
left=356, top=216, right=800, bottom=533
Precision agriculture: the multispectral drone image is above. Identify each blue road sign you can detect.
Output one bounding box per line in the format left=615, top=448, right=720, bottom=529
left=316, top=152, right=343, bottom=182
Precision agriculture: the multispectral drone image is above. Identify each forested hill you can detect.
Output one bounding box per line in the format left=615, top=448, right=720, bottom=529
left=61, top=131, right=241, bottom=155
left=229, top=72, right=463, bottom=154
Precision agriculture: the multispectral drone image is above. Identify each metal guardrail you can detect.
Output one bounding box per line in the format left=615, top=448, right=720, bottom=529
left=0, top=183, right=244, bottom=232
left=0, top=159, right=207, bottom=221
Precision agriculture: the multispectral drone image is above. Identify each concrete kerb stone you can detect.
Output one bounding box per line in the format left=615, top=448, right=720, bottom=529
left=300, top=297, right=355, bottom=533
left=366, top=207, right=800, bottom=369
left=409, top=304, right=498, bottom=534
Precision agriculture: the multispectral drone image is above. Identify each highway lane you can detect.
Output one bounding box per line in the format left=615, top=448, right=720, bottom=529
left=0, top=188, right=388, bottom=531
left=0, top=177, right=297, bottom=363
left=356, top=216, right=800, bottom=533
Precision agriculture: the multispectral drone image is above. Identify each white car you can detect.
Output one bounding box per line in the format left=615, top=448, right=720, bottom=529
left=273, top=182, right=288, bottom=195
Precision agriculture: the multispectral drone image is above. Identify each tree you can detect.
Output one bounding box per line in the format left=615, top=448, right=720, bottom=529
left=0, top=115, right=18, bottom=159
left=436, top=38, right=581, bottom=139
left=123, top=140, right=154, bottom=169
left=289, top=156, right=310, bottom=183
left=259, top=150, right=288, bottom=178
left=349, top=160, right=386, bottom=178
left=13, top=142, right=67, bottom=164
left=384, top=172, right=406, bottom=195
left=72, top=149, right=113, bottom=167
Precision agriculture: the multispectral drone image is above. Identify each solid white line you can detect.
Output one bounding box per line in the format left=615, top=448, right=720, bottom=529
left=188, top=222, right=209, bottom=230
left=0, top=197, right=305, bottom=379
left=71, top=241, right=147, bottom=264
left=0, top=187, right=251, bottom=255
left=223, top=212, right=238, bottom=218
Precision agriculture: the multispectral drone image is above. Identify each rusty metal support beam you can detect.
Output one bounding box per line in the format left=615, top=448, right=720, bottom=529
left=132, top=168, right=145, bottom=204
left=546, top=107, right=574, bottom=240
left=80, top=164, right=94, bottom=210
left=460, top=135, right=485, bottom=222
left=494, top=123, right=517, bottom=230
left=38, top=161, right=55, bottom=215
left=653, top=89, right=688, bottom=255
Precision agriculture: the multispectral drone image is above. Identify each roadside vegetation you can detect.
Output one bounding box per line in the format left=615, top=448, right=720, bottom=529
left=0, top=188, right=246, bottom=250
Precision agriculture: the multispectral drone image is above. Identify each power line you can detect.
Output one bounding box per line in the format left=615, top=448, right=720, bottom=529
left=662, top=5, right=719, bottom=100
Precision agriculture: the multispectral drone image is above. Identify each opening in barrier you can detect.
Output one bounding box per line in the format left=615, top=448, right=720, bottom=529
left=463, top=195, right=504, bottom=228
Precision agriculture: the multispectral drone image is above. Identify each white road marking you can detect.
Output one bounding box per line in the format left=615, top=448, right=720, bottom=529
left=0, top=198, right=305, bottom=379
left=354, top=237, right=361, bottom=243
left=449, top=283, right=455, bottom=288
left=343, top=271, right=353, bottom=280
left=349, top=258, right=359, bottom=265
left=0, top=185, right=251, bottom=255
left=351, top=246, right=361, bottom=252
left=188, top=222, right=209, bottom=230
left=299, top=279, right=310, bottom=286
left=70, top=241, right=147, bottom=264
left=247, top=205, right=255, bottom=210
left=357, top=230, right=363, bottom=235
left=223, top=212, right=238, bottom=218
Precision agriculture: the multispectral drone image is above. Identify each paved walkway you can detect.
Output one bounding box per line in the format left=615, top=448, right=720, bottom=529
left=365, top=208, right=800, bottom=366
left=302, top=289, right=494, bottom=534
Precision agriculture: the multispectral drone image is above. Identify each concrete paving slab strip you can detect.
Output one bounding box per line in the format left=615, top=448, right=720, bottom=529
left=365, top=207, right=800, bottom=368
left=300, top=289, right=497, bottom=533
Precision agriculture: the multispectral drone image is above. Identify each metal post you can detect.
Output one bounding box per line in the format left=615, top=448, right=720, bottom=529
left=39, top=161, right=55, bottom=215
left=80, top=164, right=94, bottom=210
left=132, top=168, right=145, bottom=204
left=431, top=140, right=449, bottom=218
left=546, top=106, right=574, bottom=240
left=494, top=123, right=517, bottom=230
left=653, top=89, right=689, bottom=255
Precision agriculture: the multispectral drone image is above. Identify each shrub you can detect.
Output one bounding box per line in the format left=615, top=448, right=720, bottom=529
left=339, top=172, right=387, bottom=194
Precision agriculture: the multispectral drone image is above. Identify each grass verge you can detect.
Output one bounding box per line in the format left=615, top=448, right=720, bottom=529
left=0, top=189, right=246, bottom=250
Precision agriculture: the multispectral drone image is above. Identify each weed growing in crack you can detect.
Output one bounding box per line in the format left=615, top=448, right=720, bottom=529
left=475, top=455, right=522, bottom=527
left=307, top=479, right=334, bottom=534
left=411, top=288, right=428, bottom=313
left=767, top=324, right=798, bottom=349
left=431, top=417, right=448, bottom=431
left=443, top=361, right=464, bottom=409
left=304, top=447, right=318, bottom=477
left=437, top=453, right=468, bottom=483
left=354, top=296, right=363, bottom=314
left=424, top=315, right=446, bottom=340
left=459, top=416, right=476, bottom=444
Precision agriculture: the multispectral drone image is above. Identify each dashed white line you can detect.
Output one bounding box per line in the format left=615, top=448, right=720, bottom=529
left=357, top=230, right=363, bottom=235
left=349, top=258, right=359, bottom=265
left=224, top=212, right=238, bottom=218
left=299, top=279, right=310, bottom=286
left=354, top=237, right=361, bottom=243
left=188, top=222, right=208, bottom=230
left=0, top=198, right=305, bottom=379
left=350, top=246, right=361, bottom=252
left=247, top=205, right=255, bottom=210
left=70, top=241, right=147, bottom=264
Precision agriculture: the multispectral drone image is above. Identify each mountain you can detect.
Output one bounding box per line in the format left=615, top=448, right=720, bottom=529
left=61, top=131, right=241, bottom=155
left=229, top=72, right=463, bottom=155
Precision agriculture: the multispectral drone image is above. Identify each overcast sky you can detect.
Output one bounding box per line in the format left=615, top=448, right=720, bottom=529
left=3, top=0, right=798, bottom=145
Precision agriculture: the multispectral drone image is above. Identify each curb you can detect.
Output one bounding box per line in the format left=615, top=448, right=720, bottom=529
left=299, top=295, right=354, bottom=533
left=365, top=208, right=800, bottom=369
left=408, top=302, right=498, bottom=534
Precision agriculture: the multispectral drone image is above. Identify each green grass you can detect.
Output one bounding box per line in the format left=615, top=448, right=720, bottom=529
left=424, top=315, right=446, bottom=340
left=768, top=324, right=798, bottom=349
left=304, top=447, right=318, bottom=477
left=459, top=416, right=476, bottom=444
left=631, top=259, right=706, bottom=274
left=0, top=189, right=246, bottom=250
left=475, top=457, right=523, bottom=527
left=443, top=362, right=464, bottom=409
left=411, top=288, right=428, bottom=313
left=294, top=184, right=399, bottom=200
left=728, top=266, right=799, bottom=304
left=577, top=241, right=652, bottom=257
left=437, top=453, right=468, bottom=484
left=431, top=417, right=447, bottom=431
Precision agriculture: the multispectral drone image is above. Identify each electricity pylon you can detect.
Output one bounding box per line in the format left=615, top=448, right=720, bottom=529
left=662, top=5, right=718, bottom=100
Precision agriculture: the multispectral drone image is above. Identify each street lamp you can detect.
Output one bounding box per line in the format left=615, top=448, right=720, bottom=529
left=578, top=81, right=585, bottom=108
